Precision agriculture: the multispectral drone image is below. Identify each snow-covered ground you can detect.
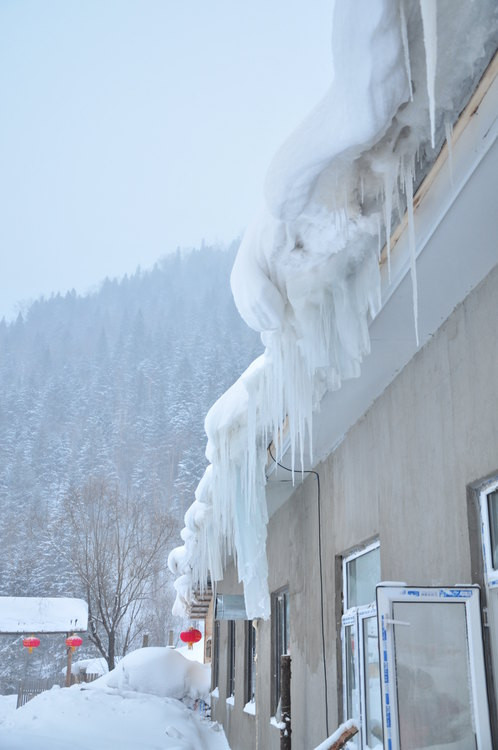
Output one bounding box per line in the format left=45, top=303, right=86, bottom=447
left=0, top=647, right=230, bottom=750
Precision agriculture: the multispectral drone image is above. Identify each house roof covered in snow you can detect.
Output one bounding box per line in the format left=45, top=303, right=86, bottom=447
left=169, top=0, right=498, bottom=620
left=0, top=597, right=88, bottom=633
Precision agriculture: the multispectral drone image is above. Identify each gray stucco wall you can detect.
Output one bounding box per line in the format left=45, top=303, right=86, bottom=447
left=212, top=261, right=498, bottom=749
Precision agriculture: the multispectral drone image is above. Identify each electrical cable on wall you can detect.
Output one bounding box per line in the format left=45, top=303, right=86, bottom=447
left=268, top=443, right=330, bottom=738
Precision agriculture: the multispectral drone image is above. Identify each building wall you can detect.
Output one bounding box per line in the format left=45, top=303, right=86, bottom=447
left=212, top=261, right=498, bottom=749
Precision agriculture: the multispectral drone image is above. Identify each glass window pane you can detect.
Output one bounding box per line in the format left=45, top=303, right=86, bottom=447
left=393, top=601, right=477, bottom=750
left=213, top=620, right=220, bottom=689
left=273, top=589, right=289, bottom=714
left=362, top=616, right=382, bottom=747
left=246, top=621, right=256, bottom=703
left=347, top=546, right=380, bottom=608
left=227, top=620, right=235, bottom=698
left=488, top=490, right=498, bottom=569
left=284, top=592, right=290, bottom=654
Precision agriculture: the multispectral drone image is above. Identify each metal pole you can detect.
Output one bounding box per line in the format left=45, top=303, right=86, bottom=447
left=280, top=654, right=291, bottom=750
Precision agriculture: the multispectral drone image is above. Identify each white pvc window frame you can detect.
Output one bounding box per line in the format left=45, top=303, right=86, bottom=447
left=343, top=540, right=380, bottom=612
left=342, top=603, right=381, bottom=748
left=479, top=478, right=498, bottom=588
left=358, top=604, right=382, bottom=749
left=376, top=584, right=492, bottom=750
left=341, top=610, right=360, bottom=733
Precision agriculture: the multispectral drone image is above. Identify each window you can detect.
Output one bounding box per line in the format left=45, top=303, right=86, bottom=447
left=227, top=620, right=235, bottom=701
left=245, top=620, right=256, bottom=706
left=377, top=584, right=492, bottom=750
left=343, top=541, right=380, bottom=610
left=479, top=479, right=498, bottom=588
left=272, top=588, right=289, bottom=715
left=341, top=541, right=381, bottom=749
left=212, top=619, right=220, bottom=691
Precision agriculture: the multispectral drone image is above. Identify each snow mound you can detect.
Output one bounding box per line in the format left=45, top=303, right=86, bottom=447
left=69, top=657, right=108, bottom=677
left=91, top=647, right=211, bottom=702
left=0, top=681, right=228, bottom=750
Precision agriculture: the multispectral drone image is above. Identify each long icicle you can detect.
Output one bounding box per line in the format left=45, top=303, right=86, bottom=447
left=420, top=0, right=438, bottom=148
left=404, top=157, right=419, bottom=347
left=383, top=164, right=396, bottom=282
left=445, top=119, right=454, bottom=186
left=400, top=0, right=413, bottom=100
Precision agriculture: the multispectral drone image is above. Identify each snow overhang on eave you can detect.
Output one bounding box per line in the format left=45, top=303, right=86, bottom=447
left=171, top=2, right=498, bottom=622
left=266, top=51, right=498, bottom=517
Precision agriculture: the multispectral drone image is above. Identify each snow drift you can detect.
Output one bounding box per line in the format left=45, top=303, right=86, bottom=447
left=0, top=649, right=226, bottom=750
left=90, top=647, right=211, bottom=702
left=170, top=0, right=498, bottom=619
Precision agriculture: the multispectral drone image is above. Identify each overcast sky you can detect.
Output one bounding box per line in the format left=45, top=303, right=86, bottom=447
left=0, top=0, right=333, bottom=320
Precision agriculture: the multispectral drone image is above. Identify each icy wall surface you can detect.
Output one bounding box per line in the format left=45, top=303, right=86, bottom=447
left=170, top=0, right=498, bottom=619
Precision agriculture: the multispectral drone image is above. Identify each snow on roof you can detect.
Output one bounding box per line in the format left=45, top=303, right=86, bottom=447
left=0, top=597, right=88, bottom=633
left=170, top=0, right=498, bottom=620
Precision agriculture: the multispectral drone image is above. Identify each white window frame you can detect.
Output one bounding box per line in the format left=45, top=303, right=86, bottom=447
left=341, top=541, right=382, bottom=749
left=479, top=478, right=498, bottom=588
left=341, top=610, right=359, bottom=735
left=358, top=604, right=382, bottom=748
left=376, top=584, right=492, bottom=750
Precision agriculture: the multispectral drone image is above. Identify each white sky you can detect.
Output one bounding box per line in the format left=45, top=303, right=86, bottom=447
left=0, top=0, right=333, bottom=320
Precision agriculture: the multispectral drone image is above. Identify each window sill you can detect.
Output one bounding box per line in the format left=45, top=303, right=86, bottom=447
left=243, top=700, right=256, bottom=716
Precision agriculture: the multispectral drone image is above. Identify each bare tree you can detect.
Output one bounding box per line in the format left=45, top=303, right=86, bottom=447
left=60, top=478, right=176, bottom=670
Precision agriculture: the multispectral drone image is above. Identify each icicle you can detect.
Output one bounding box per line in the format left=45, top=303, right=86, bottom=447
left=403, top=158, right=419, bottom=347
left=383, top=164, right=396, bottom=282
left=420, top=0, right=438, bottom=148
left=445, top=119, right=454, bottom=186
left=376, top=214, right=381, bottom=262
left=400, top=0, right=413, bottom=100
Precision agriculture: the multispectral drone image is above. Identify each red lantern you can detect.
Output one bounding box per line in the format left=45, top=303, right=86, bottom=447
left=23, top=636, right=41, bottom=654
left=65, top=634, right=83, bottom=652
left=180, top=628, right=202, bottom=650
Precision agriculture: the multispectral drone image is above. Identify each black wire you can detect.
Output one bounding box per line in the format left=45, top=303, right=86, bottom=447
left=268, top=444, right=330, bottom=738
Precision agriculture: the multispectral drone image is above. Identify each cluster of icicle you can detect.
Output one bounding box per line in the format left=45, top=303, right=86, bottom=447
left=169, top=0, right=498, bottom=619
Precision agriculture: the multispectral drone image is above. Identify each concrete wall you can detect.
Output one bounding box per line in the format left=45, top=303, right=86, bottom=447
left=212, top=261, right=498, bottom=749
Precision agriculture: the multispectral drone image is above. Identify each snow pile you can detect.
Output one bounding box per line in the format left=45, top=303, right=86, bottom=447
left=0, top=695, right=16, bottom=724
left=69, top=657, right=108, bottom=677
left=171, top=0, right=498, bottom=619
left=177, top=638, right=205, bottom=663
left=91, top=646, right=211, bottom=702
left=0, top=683, right=228, bottom=750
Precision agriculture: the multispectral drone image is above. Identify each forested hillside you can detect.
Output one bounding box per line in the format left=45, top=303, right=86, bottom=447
left=0, top=243, right=261, bottom=688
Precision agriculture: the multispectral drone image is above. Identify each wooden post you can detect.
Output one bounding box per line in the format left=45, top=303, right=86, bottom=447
left=168, top=630, right=174, bottom=647
left=65, top=646, right=73, bottom=688
left=142, top=634, right=149, bottom=648
left=280, top=654, right=291, bottom=750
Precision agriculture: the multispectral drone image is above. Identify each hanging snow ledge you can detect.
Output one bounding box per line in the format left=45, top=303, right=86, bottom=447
left=170, top=0, right=498, bottom=620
